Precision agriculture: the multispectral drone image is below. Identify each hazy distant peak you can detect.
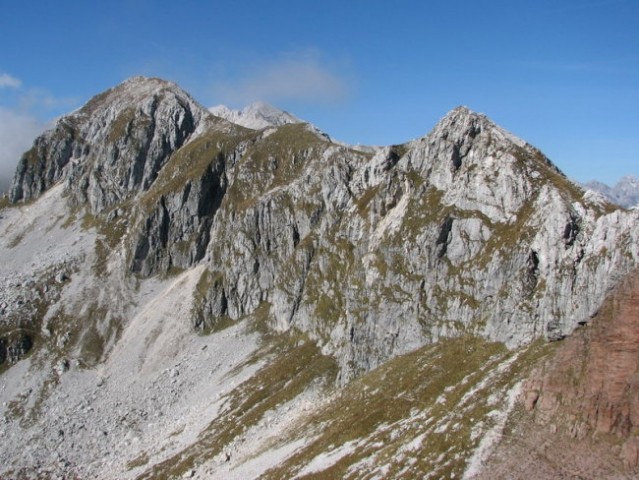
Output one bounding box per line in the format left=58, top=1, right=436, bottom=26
left=584, top=175, right=639, bottom=209
left=209, top=101, right=302, bottom=130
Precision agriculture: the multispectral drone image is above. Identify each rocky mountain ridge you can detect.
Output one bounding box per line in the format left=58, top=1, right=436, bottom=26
left=2, top=76, right=639, bottom=478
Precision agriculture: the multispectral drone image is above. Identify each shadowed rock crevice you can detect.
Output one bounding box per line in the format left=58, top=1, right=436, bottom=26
left=451, top=144, right=462, bottom=171
left=524, top=249, right=540, bottom=294
left=0, top=331, right=33, bottom=366
left=130, top=159, right=228, bottom=276
left=563, top=214, right=580, bottom=248
left=436, top=216, right=454, bottom=258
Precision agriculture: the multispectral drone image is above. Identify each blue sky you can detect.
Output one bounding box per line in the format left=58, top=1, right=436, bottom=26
left=0, top=0, right=637, bottom=188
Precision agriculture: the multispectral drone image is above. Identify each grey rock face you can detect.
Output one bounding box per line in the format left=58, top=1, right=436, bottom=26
left=11, top=77, right=222, bottom=212
left=188, top=107, right=639, bottom=380
left=7, top=81, right=639, bottom=382
left=130, top=152, right=228, bottom=275
left=10, top=76, right=249, bottom=276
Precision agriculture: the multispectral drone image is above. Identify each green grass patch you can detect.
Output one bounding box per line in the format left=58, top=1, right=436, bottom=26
left=106, top=107, right=137, bottom=143
left=223, top=124, right=326, bottom=212
left=400, top=185, right=446, bottom=241
left=355, top=185, right=381, bottom=217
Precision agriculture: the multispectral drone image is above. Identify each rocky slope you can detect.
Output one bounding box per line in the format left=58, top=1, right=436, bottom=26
left=1, top=76, right=639, bottom=478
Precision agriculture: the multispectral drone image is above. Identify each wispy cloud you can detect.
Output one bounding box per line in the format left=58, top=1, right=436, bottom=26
left=0, top=73, right=21, bottom=89
left=0, top=71, right=65, bottom=194
left=212, top=51, right=350, bottom=106
left=17, top=87, right=78, bottom=112
left=0, top=107, right=47, bottom=194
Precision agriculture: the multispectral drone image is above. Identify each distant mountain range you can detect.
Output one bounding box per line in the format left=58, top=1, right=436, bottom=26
left=584, top=176, right=639, bottom=209
left=209, top=101, right=302, bottom=130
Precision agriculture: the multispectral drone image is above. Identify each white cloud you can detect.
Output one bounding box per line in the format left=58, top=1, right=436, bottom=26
left=212, top=51, right=350, bottom=106
left=0, top=107, right=47, bottom=194
left=0, top=73, right=22, bottom=89
left=0, top=71, right=76, bottom=193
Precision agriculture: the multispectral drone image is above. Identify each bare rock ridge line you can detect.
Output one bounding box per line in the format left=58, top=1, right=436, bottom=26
left=1, top=75, right=639, bottom=478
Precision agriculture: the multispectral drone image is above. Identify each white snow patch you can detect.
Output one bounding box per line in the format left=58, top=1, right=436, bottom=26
left=401, top=432, right=426, bottom=453
left=459, top=352, right=521, bottom=407
left=295, top=440, right=359, bottom=478
left=462, top=381, right=523, bottom=479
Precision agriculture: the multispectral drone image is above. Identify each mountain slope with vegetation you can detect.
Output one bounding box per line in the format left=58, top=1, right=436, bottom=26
left=1, top=77, right=638, bottom=479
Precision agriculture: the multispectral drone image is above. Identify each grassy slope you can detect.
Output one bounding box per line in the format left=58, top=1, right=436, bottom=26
left=136, top=326, right=552, bottom=479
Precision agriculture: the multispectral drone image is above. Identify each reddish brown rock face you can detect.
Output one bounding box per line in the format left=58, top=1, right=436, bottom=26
left=524, top=269, right=639, bottom=467
left=476, top=271, right=639, bottom=479
left=585, top=281, right=639, bottom=437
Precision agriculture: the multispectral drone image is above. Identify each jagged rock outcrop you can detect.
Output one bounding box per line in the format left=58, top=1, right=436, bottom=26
left=7, top=78, right=639, bottom=382
left=193, top=106, right=639, bottom=379
left=11, top=76, right=234, bottom=212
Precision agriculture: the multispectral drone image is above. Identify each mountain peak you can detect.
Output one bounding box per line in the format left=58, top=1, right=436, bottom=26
left=121, top=75, right=172, bottom=87
left=433, top=106, right=527, bottom=149
left=78, top=76, right=198, bottom=118
left=9, top=76, right=216, bottom=206
left=619, top=175, right=639, bottom=186
left=446, top=105, right=476, bottom=118
left=209, top=101, right=302, bottom=130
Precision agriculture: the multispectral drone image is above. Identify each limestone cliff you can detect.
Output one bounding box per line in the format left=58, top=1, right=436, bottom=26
left=3, top=76, right=639, bottom=479
left=7, top=77, right=639, bottom=382
left=10, top=76, right=238, bottom=211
